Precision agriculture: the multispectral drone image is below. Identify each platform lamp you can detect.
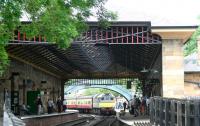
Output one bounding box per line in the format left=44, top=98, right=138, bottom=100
left=41, top=72, right=47, bottom=84
left=152, top=69, right=158, bottom=73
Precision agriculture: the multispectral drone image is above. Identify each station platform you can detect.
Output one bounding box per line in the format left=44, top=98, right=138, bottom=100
left=116, top=110, right=151, bottom=126
left=21, top=110, right=79, bottom=126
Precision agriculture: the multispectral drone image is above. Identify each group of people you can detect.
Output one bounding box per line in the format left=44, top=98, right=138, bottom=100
left=130, top=95, right=150, bottom=117
left=36, top=96, right=67, bottom=115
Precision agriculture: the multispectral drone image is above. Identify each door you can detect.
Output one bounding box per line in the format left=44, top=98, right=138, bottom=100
left=27, top=91, right=40, bottom=114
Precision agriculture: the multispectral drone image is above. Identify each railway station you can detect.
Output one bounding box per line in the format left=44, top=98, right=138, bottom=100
left=0, top=20, right=199, bottom=126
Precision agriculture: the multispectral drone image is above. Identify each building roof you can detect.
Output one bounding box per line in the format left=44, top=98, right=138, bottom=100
left=8, top=22, right=161, bottom=79
left=152, top=26, right=197, bottom=43
left=184, top=52, right=200, bottom=72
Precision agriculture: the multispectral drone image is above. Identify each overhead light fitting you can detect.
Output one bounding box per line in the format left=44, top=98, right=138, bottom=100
left=41, top=80, right=47, bottom=84
left=140, top=67, right=149, bottom=73
left=152, top=70, right=158, bottom=73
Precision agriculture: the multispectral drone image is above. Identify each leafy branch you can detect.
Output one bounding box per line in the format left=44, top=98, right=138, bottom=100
left=0, top=0, right=117, bottom=76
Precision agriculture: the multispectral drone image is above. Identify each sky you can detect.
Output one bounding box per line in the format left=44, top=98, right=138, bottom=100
left=99, top=0, right=200, bottom=26
left=21, top=0, right=200, bottom=26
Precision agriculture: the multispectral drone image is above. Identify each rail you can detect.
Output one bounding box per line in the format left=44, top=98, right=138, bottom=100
left=56, top=117, right=90, bottom=126
left=150, top=96, right=200, bottom=126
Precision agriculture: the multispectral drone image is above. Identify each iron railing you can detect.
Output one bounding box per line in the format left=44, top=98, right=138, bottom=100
left=150, top=96, right=200, bottom=126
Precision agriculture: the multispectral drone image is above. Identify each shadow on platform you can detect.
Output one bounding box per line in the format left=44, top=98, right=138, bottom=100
left=117, top=110, right=151, bottom=126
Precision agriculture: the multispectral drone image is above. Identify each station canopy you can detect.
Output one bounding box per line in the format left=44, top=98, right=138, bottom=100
left=6, top=22, right=162, bottom=79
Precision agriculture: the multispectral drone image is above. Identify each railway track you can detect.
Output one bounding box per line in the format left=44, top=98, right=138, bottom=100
left=57, top=116, right=94, bottom=126
left=92, top=116, right=116, bottom=126
left=89, top=115, right=129, bottom=126
left=57, top=114, right=130, bottom=126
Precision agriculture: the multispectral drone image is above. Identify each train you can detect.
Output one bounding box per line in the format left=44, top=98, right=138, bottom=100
left=65, top=93, right=116, bottom=115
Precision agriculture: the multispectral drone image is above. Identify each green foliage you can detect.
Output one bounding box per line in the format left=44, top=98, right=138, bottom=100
left=184, top=26, right=200, bottom=56
left=65, top=78, right=142, bottom=97
left=134, top=79, right=142, bottom=93
left=84, top=88, right=119, bottom=96
left=116, top=78, right=135, bottom=85
left=0, top=0, right=21, bottom=75
left=0, top=0, right=117, bottom=76
left=0, top=45, right=9, bottom=76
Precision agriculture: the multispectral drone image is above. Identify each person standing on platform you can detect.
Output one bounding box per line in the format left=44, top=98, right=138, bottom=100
left=146, top=97, right=150, bottom=115
left=123, top=101, right=127, bottom=111
left=132, top=95, right=139, bottom=117
left=130, top=95, right=137, bottom=116
left=36, top=96, right=43, bottom=115
left=47, top=99, right=54, bottom=114
left=141, top=97, right=146, bottom=115
left=63, top=99, right=67, bottom=112
left=57, top=96, right=62, bottom=113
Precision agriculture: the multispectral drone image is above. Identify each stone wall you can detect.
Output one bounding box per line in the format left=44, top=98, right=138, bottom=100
left=162, top=39, right=184, bottom=98
left=184, top=73, right=200, bottom=96
left=0, top=59, right=62, bottom=115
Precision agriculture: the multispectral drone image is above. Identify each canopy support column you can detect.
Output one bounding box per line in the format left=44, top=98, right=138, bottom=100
left=162, top=39, right=184, bottom=98
left=61, top=80, right=66, bottom=101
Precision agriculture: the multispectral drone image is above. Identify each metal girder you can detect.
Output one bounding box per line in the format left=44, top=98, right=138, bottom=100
left=7, top=22, right=162, bottom=79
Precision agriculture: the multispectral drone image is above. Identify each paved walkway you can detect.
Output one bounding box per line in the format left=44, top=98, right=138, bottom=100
left=0, top=117, right=3, bottom=126
left=117, top=110, right=152, bottom=126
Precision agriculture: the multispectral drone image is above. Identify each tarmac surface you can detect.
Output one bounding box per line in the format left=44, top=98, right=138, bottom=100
left=117, top=109, right=151, bottom=126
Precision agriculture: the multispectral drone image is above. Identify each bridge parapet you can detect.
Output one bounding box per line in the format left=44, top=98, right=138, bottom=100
left=65, top=84, right=133, bottom=101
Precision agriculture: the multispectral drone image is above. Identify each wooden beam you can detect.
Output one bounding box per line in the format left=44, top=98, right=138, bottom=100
left=8, top=53, right=62, bottom=79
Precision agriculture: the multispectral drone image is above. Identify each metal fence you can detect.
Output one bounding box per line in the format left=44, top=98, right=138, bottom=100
left=150, top=96, right=200, bottom=126
left=3, top=93, right=25, bottom=126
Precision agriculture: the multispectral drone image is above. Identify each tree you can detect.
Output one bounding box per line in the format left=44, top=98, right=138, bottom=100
left=134, top=78, right=142, bottom=94
left=184, top=26, right=200, bottom=56
left=83, top=88, right=119, bottom=96
left=0, top=0, right=117, bottom=76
